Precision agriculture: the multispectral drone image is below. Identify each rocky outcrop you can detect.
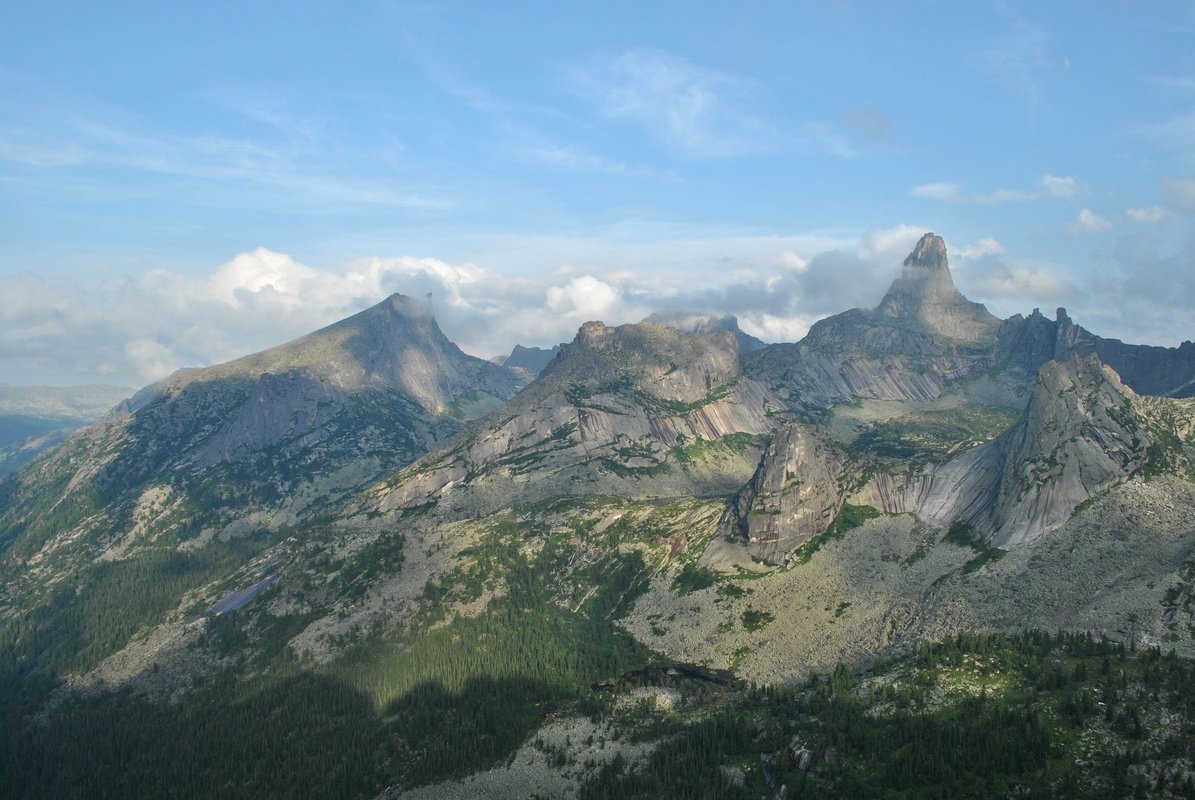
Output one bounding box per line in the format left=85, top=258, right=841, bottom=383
left=370, top=322, right=777, bottom=517
left=642, top=312, right=767, bottom=354
left=719, top=424, right=847, bottom=564
left=876, top=233, right=1001, bottom=343
left=855, top=354, right=1194, bottom=548
left=998, top=307, right=1195, bottom=398
left=501, top=344, right=562, bottom=378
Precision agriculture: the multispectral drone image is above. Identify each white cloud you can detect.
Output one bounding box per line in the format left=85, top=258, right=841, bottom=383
left=0, top=228, right=920, bottom=385
left=208, top=248, right=318, bottom=308
left=912, top=174, right=1076, bottom=205
left=912, top=182, right=961, bottom=201
left=778, top=251, right=809, bottom=271
left=546, top=276, right=620, bottom=318
left=1068, top=208, right=1113, bottom=233
left=966, top=263, right=1073, bottom=303
left=957, top=237, right=1005, bottom=258
left=855, top=225, right=926, bottom=261
left=123, top=339, right=177, bottom=382
left=1039, top=174, right=1077, bottom=197
left=1123, top=206, right=1173, bottom=224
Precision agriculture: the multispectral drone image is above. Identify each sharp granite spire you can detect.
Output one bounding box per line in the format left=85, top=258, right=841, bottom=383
left=877, top=232, right=1000, bottom=343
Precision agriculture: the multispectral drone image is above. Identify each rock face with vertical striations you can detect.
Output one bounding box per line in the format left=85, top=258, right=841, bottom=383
left=854, top=354, right=1195, bottom=548
left=718, top=423, right=847, bottom=564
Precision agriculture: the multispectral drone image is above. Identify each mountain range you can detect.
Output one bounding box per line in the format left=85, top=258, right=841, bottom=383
left=3, top=233, right=1195, bottom=798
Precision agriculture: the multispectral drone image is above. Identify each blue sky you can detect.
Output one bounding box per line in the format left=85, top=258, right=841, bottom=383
left=3, top=1, right=1195, bottom=386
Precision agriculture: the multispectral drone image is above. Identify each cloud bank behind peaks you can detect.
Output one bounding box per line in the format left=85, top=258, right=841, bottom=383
left=6, top=224, right=1185, bottom=388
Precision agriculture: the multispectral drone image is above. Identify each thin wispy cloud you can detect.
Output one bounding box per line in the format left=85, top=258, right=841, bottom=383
left=1141, top=112, right=1195, bottom=165
left=976, top=2, right=1056, bottom=124
left=839, top=106, right=898, bottom=147
left=1160, top=177, right=1195, bottom=211
left=0, top=76, right=451, bottom=215
left=912, top=174, right=1075, bottom=204
left=571, top=48, right=769, bottom=157
left=1124, top=206, right=1173, bottom=224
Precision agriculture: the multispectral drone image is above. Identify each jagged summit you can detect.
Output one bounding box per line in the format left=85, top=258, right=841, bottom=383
left=876, top=232, right=999, bottom=343
left=997, top=304, right=1195, bottom=397
left=501, top=343, right=562, bottom=379
left=902, top=232, right=950, bottom=272
left=641, top=311, right=767, bottom=353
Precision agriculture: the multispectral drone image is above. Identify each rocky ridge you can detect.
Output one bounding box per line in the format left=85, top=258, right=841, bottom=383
left=855, top=354, right=1195, bottom=548
left=367, top=320, right=777, bottom=519
left=0, top=293, right=526, bottom=586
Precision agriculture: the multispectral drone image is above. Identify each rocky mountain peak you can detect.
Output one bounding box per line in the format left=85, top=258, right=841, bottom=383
left=641, top=312, right=767, bottom=353
left=903, top=232, right=949, bottom=273
left=382, top=291, right=435, bottom=320
left=577, top=321, right=615, bottom=349
left=501, top=343, right=562, bottom=379
left=876, top=232, right=999, bottom=343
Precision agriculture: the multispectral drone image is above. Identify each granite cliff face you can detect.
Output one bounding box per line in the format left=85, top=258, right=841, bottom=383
left=998, top=306, right=1195, bottom=397
left=855, top=354, right=1195, bottom=548
left=717, top=423, right=847, bottom=564
left=367, top=320, right=777, bottom=518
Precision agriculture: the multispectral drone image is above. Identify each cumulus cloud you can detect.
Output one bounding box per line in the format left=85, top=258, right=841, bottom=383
left=1067, top=208, right=1114, bottom=234
left=546, top=276, right=620, bottom=318
left=1, top=228, right=926, bottom=386
left=962, top=262, right=1074, bottom=306
left=1039, top=174, right=1077, bottom=197
left=949, top=235, right=1076, bottom=316
left=208, top=248, right=318, bottom=308
left=957, top=237, right=1005, bottom=258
